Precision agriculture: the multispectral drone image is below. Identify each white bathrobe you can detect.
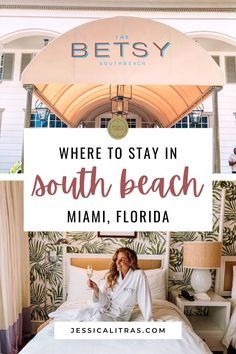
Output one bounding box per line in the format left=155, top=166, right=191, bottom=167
left=50, top=269, right=153, bottom=322
left=91, top=269, right=153, bottom=322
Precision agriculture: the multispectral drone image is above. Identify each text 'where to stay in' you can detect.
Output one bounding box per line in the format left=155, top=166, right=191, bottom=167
left=24, top=128, right=212, bottom=232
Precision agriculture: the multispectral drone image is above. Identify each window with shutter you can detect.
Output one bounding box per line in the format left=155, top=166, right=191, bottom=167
left=0, top=53, right=15, bottom=81
left=20, top=53, right=35, bottom=77
left=225, top=56, right=236, bottom=83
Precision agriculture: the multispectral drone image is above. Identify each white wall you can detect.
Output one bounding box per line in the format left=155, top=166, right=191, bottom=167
left=219, top=85, right=236, bottom=173
left=0, top=52, right=25, bottom=172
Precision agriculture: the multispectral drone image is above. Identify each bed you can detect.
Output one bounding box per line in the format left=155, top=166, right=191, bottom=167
left=220, top=256, right=236, bottom=349
left=19, top=249, right=212, bottom=354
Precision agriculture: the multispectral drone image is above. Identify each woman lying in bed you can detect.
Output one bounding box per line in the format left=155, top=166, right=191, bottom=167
left=49, top=247, right=153, bottom=323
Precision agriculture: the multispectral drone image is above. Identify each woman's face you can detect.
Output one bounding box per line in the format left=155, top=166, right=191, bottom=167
left=116, top=252, right=131, bottom=277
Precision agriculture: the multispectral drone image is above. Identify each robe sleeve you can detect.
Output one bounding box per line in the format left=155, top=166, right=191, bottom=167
left=91, top=278, right=105, bottom=303
left=137, top=271, right=154, bottom=321
left=92, top=277, right=109, bottom=305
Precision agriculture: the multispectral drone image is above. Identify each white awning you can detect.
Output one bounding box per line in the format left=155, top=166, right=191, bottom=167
left=21, top=16, right=224, bottom=127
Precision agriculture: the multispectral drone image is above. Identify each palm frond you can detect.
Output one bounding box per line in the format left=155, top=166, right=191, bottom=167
left=169, top=248, right=183, bottom=272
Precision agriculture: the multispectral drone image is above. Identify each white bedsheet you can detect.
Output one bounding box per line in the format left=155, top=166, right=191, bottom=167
left=19, top=300, right=211, bottom=354
left=223, top=298, right=236, bottom=349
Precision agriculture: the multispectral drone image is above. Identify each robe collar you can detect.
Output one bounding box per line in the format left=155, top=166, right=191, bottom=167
left=117, top=268, right=133, bottom=286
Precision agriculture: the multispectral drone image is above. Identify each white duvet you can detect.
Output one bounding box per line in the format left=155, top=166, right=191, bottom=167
left=19, top=300, right=212, bottom=354
left=223, top=298, right=236, bottom=349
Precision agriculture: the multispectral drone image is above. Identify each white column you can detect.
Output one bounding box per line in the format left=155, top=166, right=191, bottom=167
left=21, top=84, right=34, bottom=173
left=212, top=86, right=223, bottom=173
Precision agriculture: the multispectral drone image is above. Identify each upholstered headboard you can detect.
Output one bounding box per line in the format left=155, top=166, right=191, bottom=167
left=219, top=256, right=236, bottom=296
left=70, top=256, right=162, bottom=270
left=63, top=253, right=167, bottom=301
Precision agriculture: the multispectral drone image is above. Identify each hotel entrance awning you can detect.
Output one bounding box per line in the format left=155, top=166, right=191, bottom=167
left=21, top=16, right=224, bottom=128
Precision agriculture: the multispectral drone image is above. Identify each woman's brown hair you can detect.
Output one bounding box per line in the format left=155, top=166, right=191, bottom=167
left=106, top=247, right=139, bottom=289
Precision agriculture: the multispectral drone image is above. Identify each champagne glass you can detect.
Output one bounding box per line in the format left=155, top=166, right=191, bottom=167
left=87, top=265, right=93, bottom=289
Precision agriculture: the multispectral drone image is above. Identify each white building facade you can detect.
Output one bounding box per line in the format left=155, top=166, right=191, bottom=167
left=0, top=0, right=236, bottom=173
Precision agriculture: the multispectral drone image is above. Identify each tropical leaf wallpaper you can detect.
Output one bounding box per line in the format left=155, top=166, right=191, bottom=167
left=29, top=181, right=236, bottom=321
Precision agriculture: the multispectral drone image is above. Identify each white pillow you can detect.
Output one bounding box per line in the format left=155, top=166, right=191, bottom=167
left=67, top=265, right=107, bottom=302
left=144, top=268, right=166, bottom=300
left=232, top=266, right=236, bottom=299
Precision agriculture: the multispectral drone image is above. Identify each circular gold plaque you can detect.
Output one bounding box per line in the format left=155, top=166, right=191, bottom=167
left=107, top=116, right=129, bottom=139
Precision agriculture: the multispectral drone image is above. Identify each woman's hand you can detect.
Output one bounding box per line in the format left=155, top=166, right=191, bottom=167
left=87, top=279, right=99, bottom=298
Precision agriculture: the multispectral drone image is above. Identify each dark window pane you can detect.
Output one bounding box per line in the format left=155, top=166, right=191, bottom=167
left=35, top=121, right=41, bottom=128
left=30, top=110, right=67, bottom=128
left=100, top=118, right=111, bottom=128
left=42, top=121, right=48, bottom=127
left=173, top=114, right=209, bottom=129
